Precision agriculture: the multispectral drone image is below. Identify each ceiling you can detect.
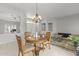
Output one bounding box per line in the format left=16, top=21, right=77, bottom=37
left=0, top=3, right=79, bottom=19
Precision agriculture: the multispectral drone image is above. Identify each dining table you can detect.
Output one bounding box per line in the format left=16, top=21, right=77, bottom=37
left=26, top=35, right=47, bottom=56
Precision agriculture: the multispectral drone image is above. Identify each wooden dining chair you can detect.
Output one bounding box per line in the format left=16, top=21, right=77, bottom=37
left=24, top=32, right=30, bottom=37
left=43, top=32, right=51, bottom=49
left=16, top=35, right=35, bottom=56
left=24, top=32, right=30, bottom=45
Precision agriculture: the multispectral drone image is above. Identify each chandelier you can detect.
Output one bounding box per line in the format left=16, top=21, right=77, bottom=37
left=32, top=3, right=42, bottom=23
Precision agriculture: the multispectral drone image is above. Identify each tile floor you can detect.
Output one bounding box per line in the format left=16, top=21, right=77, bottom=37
left=0, top=41, right=75, bottom=56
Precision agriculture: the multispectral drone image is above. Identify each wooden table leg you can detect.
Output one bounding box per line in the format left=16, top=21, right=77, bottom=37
left=34, top=43, right=39, bottom=56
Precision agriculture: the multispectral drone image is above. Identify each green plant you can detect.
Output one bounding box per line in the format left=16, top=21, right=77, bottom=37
left=68, top=35, right=79, bottom=47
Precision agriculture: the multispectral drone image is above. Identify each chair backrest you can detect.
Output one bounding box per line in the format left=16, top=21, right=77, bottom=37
left=24, top=32, right=30, bottom=39
left=16, top=35, right=24, bottom=53
left=45, top=32, right=51, bottom=41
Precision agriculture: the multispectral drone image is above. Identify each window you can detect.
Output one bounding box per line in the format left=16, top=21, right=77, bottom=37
left=42, top=23, right=46, bottom=31
left=48, top=23, right=53, bottom=32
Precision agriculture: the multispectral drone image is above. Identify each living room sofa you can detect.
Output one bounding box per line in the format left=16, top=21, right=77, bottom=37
left=52, top=33, right=79, bottom=51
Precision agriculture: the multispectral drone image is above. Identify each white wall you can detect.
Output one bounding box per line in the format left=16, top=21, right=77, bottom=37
left=56, top=14, right=79, bottom=34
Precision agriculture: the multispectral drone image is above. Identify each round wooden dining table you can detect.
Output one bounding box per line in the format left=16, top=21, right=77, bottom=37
left=26, top=36, right=47, bottom=56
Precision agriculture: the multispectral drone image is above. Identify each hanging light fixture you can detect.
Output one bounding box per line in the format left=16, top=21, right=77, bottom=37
left=32, top=3, right=42, bottom=23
